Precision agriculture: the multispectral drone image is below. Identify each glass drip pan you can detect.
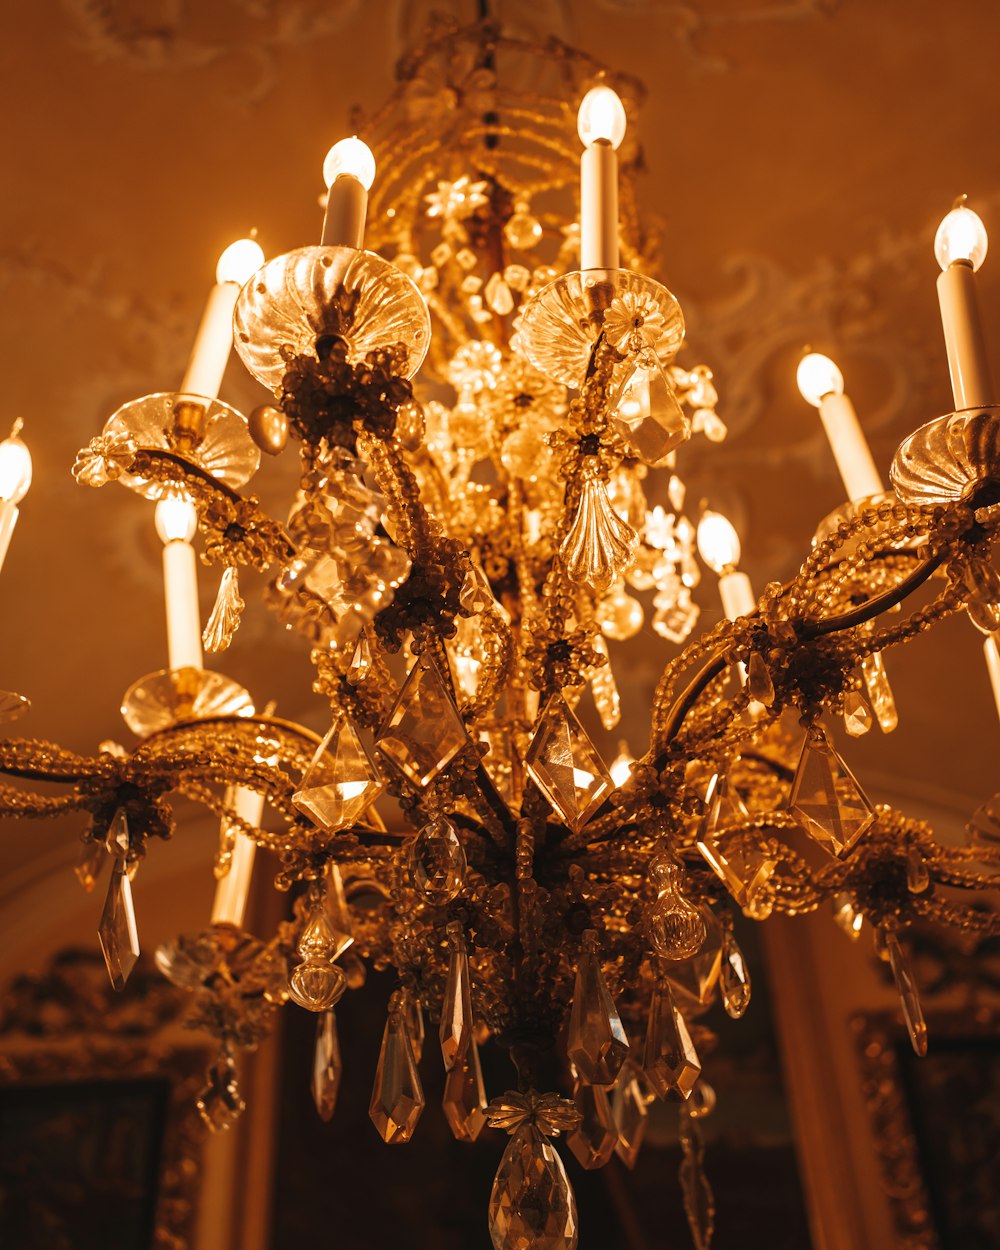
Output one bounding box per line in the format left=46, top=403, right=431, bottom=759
left=122, top=667, right=255, bottom=737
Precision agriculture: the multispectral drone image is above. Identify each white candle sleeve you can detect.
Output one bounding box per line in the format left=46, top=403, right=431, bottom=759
left=162, top=539, right=203, bottom=670
left=937, top=263, right=995, bottom=409
left=179, top=281, right=241, bottom=400
left=718, top=570, right=757, bottom=622
left=0, top=502, right=19, bottom=577
left=211, top=788, right=263, bottom=928
left=817, top=392, right=884, bottom=503
left=580, top=142, right=619, bottom=271
left=322, top=175, right=368, bottom=249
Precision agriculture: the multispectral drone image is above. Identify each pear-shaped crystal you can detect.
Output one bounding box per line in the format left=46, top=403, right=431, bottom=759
left=293, top=716, right=384, bottom=831
left=459, top=564, right=495, bottom=615
left=611, top=1063, right=649, bottom=1168
left=643, top=982, right=701, bottom=1100
left=885, top=933, right=928, bottom=1057
left=566, top=1080, right=618, bottom=1170
left=440, top=923, right=474, bottom=1069
left=442, top=1035, right=488, bottom=1142
left=525, top=694, right=613, bottom=831
left=861, top=651, right=898, bottom=732
left=312, top=1009, right=342, bottom=1121
left=720, top=933, right=751, bottom=1019
left=408, top=817, right=466, bottom=903
left=790, top=732, right=875, bottom=856
left=203, top=565, right=245, bottom=652
left=646, top=853, right=706, bottom=959
left=403, top=988, right=425, bottom=1063
left=566, top=931, right=629, bottom=1086
left=560, top=476, right=639, bottom=595
left=488, top=1122, right=578, bottom=1250
left=347, top=631, right=372, bottom=685
left=98, top=860, right=140, bottom=991
left=369, top=998, right=425, bottom=1143
left=611, top=356, right=690, bottom=467
left=906, top=847, right=930, bottom=893
left=376, top=652, right=471, bottom=786
left=663, top=906, right=724, bottom=1010
left=842, top=690, right=872, bottom=737
left=746, top=652, right=774, bottom=705
left=105, top=806, right=129, bottom=858
left=696, top=772, right=776, bottom=913
left=289, top=959, right=347, bottom=1012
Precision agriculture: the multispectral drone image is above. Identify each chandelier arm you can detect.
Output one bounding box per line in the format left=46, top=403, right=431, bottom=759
left=0, top=786, right=93, bottom=818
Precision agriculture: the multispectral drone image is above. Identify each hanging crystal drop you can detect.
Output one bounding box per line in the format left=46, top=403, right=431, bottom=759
left=459, top=563, right=495, bottom=615
left=611, top=354, right=690, bottom=467
left=440, top=922, right=474, bottom=1070
left=105, top=806, right=129, bottom=858
left=688, top=1080, right=717, bottom=1119
left=566, top=1079, right=618, bottom=1170
left=203, top=565, right=245, bottom=652
left=408, top=816, right=466, bottom=903
left=369, top=992, right=425, bottom=1143
left=589, top=634, right=621, bottom=730
left=312, top=1009, right=342, bottom=1121
left=488, top=1121, right=579, bottom=1250
left=525, top=693, right=614, bottom=831
left=611, top=1064, right=649, bottom=1168
left=98, top=858, right=140, bottom=991
left=842, top=690, right=872, bottom=737
left=696, top=773, right=777, bottom=913
left=861, top=651, right=898, bottom=732
left=646, top=852, right=706, bottom=959
left=663, top=906, right=724, bottom=1010
left=885, top=933, right=928, bottom=1057
left=288, top=887, right=352, bottom=1012
left=643, top=981, right=701, bottom=1100
left=566, top=930, right=629, bottom=1086
left=485, top=271, right=515, bottom=316
left=402, top=988, right=425, bottom=1063
left=560, top=476, right=639, bottom=595
left=347, top=631, right=373, bottom=685
left=376, top=651, right=471, bottom=787
left=75, top=839, right=106, bottom=892
left=442, top=1034, right=488, bottom=1142
left=197, top=1052, right=246, bottom=1132
left=832, top=891, right=864, bottom=939
left=720, top=933, right=751, bottom=1019
left=967, top=597, right=1000, bottom=634
left=293, top=716, right=385, bottom=831
left=906, top=846, right=930, bottom=893
left=678, top=1110, right=716, bottom=1250
left=746, top=652, right=774, bottom=706
left=789, top=731, right=876, bottom=856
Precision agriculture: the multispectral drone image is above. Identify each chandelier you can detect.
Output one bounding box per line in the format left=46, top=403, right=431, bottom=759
left=2, top=20, right=999, bottom=1250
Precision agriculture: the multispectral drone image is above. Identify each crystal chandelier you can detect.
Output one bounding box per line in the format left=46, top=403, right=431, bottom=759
left=1, top=20, right=999, bottom=1250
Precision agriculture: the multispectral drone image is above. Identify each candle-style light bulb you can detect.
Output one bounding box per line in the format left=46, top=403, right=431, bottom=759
left=577, top=85, right=627, bottom=150
left=155, top=493, right=202, bottom=670
left=934, top=201, right=989, bottom=272
left=323, top=136, right=377, bottom=191
left=697, top=510, right=741, bottom=575
left=321, top=136, right=376, bottom=249
left=577, top=87, right=626, bottom=272
left=180, top=236, right=264, bottom=401
left=796, top=352, right=844, bottom=408
left=0, top=425, right=33, bottom=504
left=215, top=237, right=265, bottom=286
left=934, top=199, right=993, bottom=409
left=154, top=495, right=198, bottom=545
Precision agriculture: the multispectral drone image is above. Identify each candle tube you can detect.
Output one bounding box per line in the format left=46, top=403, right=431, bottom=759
left=797, top=352, right=884, bottom=502
left=0, top=422, right=32, bottom=576
left=155, top=496, right=202, bottom=671
left=321, top=137, right=376, bottom=249
left=577, top=86, right=626, bottom=271
left=179, top=237, right=265, bottom=401
left=211, top=788, right=263, bottom=928
left=718, top=570, right=757, bottom=622
left=935, top=202, right=993, bottom=409
left=984, top=634, right=1000, bottom=723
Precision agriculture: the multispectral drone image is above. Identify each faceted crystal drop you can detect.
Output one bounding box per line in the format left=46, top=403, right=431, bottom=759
left=789, top=733, right=875, bottom=856
left=293, top=717, right=385, bottom=831
left=203, top=565, right=245, bottom=653
left=442, top=1035, right=488, bottom=1142
left=98, top=860, right=140, bottom=991
left=886, top=934, right=928, bottom=1057
left=403, top=989, right=425, bottom=1063
left=560, top=476, right=639, bottom=595
left=525, top=694, right=614, bottom=831
left=611, top=356, right=690, bottom=467
left=376, top=652, right=471, bottom=787
left=440, top=924, right=474, bottom=1070
left=347, top=631, right=372, bottom=685
left=105, top=806, right=130, bottom=858
left=566, top=1080, right=618, bottom=1170
left=746, top=652, right=774, bottom=706
left=369, top=999, right=425, bottom=1143
left=488, top=1122, right=578, bottom=1250
left=720, top=934, right=752, bottom=1019
left=696, top=773, right=777, bottom=913
left=678, top=1111, right=715, bottom=1250
left=408, top=817, right=466, bottom=903
left=843, top=690, right=872, bottom=737
left=832, top=891, right=864, bottom=939
left=643, top=983, right=701, bottom=1100
left=485, top=271, right=515, bottom=316
left=906, top=847, right=930, bottom=893
left=647, top=853, right=707, bottom=959
left=611, top=1065, right=649, bottom=1168
left=459, top=564, right=495, bottom=615
left=566, top=931, right=629, bottom=1086
left=589, top=634, right=621, bottom=731
left=663, top=906, right=724, bottom=1010
left=75, top=839, right=106, bottom=892
left=861, top=651, right=898, bottom=732
left=312, top=1010, right=342, bottom=1121
left=595, top=583, right=644, bottom=641
left=197, top=1055, right=245, bottom=1132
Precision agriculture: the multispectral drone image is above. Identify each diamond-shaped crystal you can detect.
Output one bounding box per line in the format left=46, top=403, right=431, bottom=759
left=442, top=1036, right=488, bottom=1142
left=790, top=733, right=875, bottom=856
left=720, top=934, right=751, bottom=1019
left=643, top=983, right=701, bottom=1100
left=611, top=1063, right=649, bottom=1169
left=696, top=773, right=777, bottom=913
left=842, top=690, right=872, bottom=737
left=440, top=924, right=474, bottom=1069
left=376, top=652, right=470, bottom=787
left=566, top=931, right=629, bottom=1085
left=663, top=906, right=723, bottom=1011
left=525, top=694, right=613, bottom=831
left=408, top=817, right=466, bottom=903
left=312, top=1009, right=342, bottom=1121
left=566, top=1080, right=618, bottom=1170
left=293, top=716, right=384, bottom=831
left=459, top=563, right=494, bottom=615
left=611, top=354, right=689, bottom=468
left=369, top=998, right=425, bottom=1144
left=347, top=632, right=372, bottom=686
left=489, top=1122, right=578, bottom=1250
left=885, top=932, right=928, bottom=1057
left=98, top=861, right=139, bottom=991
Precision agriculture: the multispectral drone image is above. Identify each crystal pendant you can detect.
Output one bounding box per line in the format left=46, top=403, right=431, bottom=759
left=696, top=773, right=777, bottom=914
left=832, top=891, right=864, bottom=939
left=312, top=1009, right=342, bottom=1121
left=459, top=563, right=495, bottom=615
left=75, top=839, right=106, bottom=892
left=488, top=1121, right=579, bottom=1250
left=746, top=652, right=774, bottom=705
left=369, top=993, right=425, bottom=1143
left=376, top=652, right=471, bottom=787
left=566, top=930, right=629, bottom=1086
left=611, top=355, right=689, bottom=467
left=611, top=1063, right=649, bottom=1168
left=442, top=1035, right=488, bottom=1142
left=679, top=1110, right=715, bottom=1250
left=861, top=651, right=898, bottom=732
left=885, top=933, right=928, bottom=1057
left=293, top=716, right=385, bottom=831
left=566, top=1080, right=618, bottom=1170
left=560, top=476, right=639, bottom=595
left=789, top=732, right=875, bottom=856
left=589, top=634, right=621, bottom=731
left=643, top=982, right=701, bottom=1101
left=403, top=989, right=425, bottom=1063
left=646, top=852, right=707, bottom=959
left=842, top=690, right=872, bottom=737
left=203, top=565, right=245, bottom=653
left=720, top=933, right=751, bottom=1019
left=408, top=816, right=466, bottom=903
left=652, top=583, right=699, bottom=643
left=906, top=847, right=930, bottom=893
left=663, top=906, right=724, bottom=1010
left=347, top=631, right=372, bottom=685
left=288, top=891, right=352, bottom=1012
left=98, top=859, right=140, bottom=991
left=440, top=922, right=474, bottom=1070
left=197, top=1054, right=245, bottom=1132
left=525, top=693, right=614, bottom=831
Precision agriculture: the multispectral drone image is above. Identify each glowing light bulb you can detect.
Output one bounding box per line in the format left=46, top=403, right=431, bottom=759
left=577, top=86, right=627, bottom=150
left=610, top=746, right=633, bottom=788
left=155, top=495, right=198, bottom=544
left=323, top=136, right=376, bottom=190
left=934, top=202, right=988, bottom=272
left=0, top=428, right=32, bottom=504
left=796, top=352, right=844, bottom=408
left=215, top=237, right=265, bottom=285
left=697, top=510, right=741, bottom=575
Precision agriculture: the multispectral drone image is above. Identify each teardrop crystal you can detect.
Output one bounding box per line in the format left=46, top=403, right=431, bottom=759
left=408, top=817, right=466, bottom=903
left=440, top=923, right=474, bottom=1070
left=560, top=476, right=639, bottom=595
left=832, top=891, right=864, bottom=939
left=98, top=859, right=140, bottom=991
left=203, top=565, right=245, bottom=652
left=566, top=1080, right=618, bottom=1170
left=842, top=690, right=872, bottom=737
left=369, top=997, right=425, bottom=1143
left=312, top=1009, right=342, bottom=1121
left=885, top=933, right=928, bottom=1057
left=720, top=933, right=751, bottom=1019
left=488, top=1122, right=578, bottom=1250
left=646, top=853, right=707, bottom=959
left=746, top=652, right=774, bottom=706
left=347, top=631, right=373, bottom=685
left=566, top=931, right=629, bottom=1086
left=611, top=1063, right=649, bottom=1168
left=906, top=847, right=930, bottom=894
left=643, top=982, right=701, bottom=1100
left=679, top=1111, right=716, bottom=1250
left=861, top=651, right=898, bottom=732
left=442, top=1035, right=488, bottom=1142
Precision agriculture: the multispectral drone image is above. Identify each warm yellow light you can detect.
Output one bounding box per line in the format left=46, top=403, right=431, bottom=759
left=796, top=352, right=844, bottom=408
left=610, top=746, right=633, bottom=788
left=577, top=86, right=627, bottom=150
left=0, top=426, right=32, bottom=504
left=934, top=202, right=988, bottom=272
left=215, top=237, right=265, bottom=285
left=697, top=510, right=741, bottom=575
left=154, top=495, right=198, bottom=544
left=323, top=136, right=376, bottom=190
